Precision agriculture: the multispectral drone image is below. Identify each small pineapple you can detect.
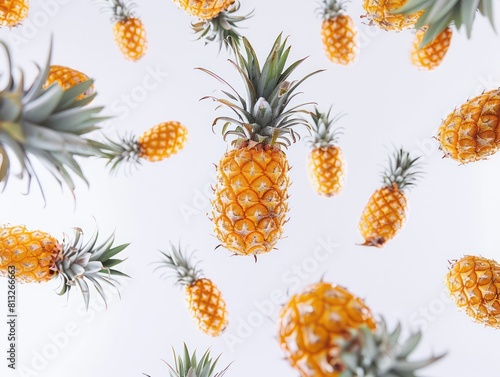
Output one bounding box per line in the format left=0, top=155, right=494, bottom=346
left=101, top=0, right=147, bottom=61
left=363, top=0, right=423, bottom=31
left=438, top=89, right=500, bottom=164
left=446, top=255, right=500, bottom=328
left=358, top=148, right=422, bottom=248
left=0, top=0, right=28, bottom=27
left=172, top=0, right=235, bottom=20
left=411, top=27, right=452, bottom=71
left=306, top=107, right=346, bottom=197
left=157, top=244, right=229, bottom=337
left=44, top=65, right=95, bottom=101
left=318, top=0, right=359, bottom=65
left=278, top=282, right=376, bottom=376
left=0, top=225, right=129, bottom=310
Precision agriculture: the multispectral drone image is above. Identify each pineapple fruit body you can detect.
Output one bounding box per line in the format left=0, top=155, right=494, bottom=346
left=363, top=0, right=423, bottom=31
left=0, top=0, right=28, bottom=27
left=411, top=27, right=452, bottom=71
left=278, top=282, right=376, bottom=377
left=139, top=121, right=189, bottom=162
left=113, top=17, right=147, bottom=61
left=44, top=65, right=95, bottom=101
left=307, top=146, right=345, bottom=197
left=321, top=15, right=359, bottom=65
left=172, top=0, right=235, bottom=20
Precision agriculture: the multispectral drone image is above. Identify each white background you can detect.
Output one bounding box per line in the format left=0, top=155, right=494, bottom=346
left=1, top=0, right=500, bottom=376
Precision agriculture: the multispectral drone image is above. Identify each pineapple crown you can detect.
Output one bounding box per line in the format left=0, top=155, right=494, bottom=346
left=91, top=134, right=143, bottom=173
left=316, top=0, right=348, bottom=21
left=395, top=0, right=495, bottom=47
left=198, top=34, right=322, bottom=149
left=0, top=41, right=106, bottom=202
left=306, top=106, right=344, bottom=148
left=99, top=0, right=137, bottom=22
left=155, top=243, right=203, bottom=287
left=56, top=227, right=130, bottom=311
left=381, top=148, right=422, bottom=191
left=192, top=1, right=254, bottom=52
left=336, top=318, right=446, bottom=376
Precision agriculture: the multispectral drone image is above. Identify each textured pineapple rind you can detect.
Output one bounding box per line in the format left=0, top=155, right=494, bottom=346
left=363, top=0, right=423, bottom=31
left=321, top=15, right=359, bottom=66
left=307, top=146, right=346, bottom=197
left=0, top=0, right=29, bottom=27
left=172, top=0, right=235, bottom=20
left=138, top=121, right=189, bottom=162
left=411, top=27, right=452, bottom=71
left=112, top=17, right=147, bottom=61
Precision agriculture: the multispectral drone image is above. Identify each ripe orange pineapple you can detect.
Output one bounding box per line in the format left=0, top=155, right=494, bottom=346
left=318, top=0, right=359, bottom=65
left=446, top=255, right=500, bottom=328
left=306, top=107, right=346, bottom=197
left=201, top=34, right=320, bottom=257
left=438, top=89, right=500, bottom=164
left=103, top=0, right=147, bottom=61
left=157, top=244, right=229, bottom=337
left=362, top=0, right=423, bottom=31
left=358, top=148, right=422, bottom=248
left=0, top=224, right=129, bottom=310
left=172, top=0, right=235, bottom=20
left=411, top=27, right=452, bottom=70
left=0, top=0, right=28, bottom=27
left=44, top=65, right=95, bottom=101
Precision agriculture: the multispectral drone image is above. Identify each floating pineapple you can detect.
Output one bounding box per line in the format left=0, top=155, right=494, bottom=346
left=358, top=148, right=422, bottom=248
left=306, top=107, right=346, bottom=197
left=446, top=255, right=500, bottom=329
left=0, top=41, right=105, bottom=201
left=0, top=0, right=28, bottom=27
left=200, top=34, right=320, bottom=256
left=172, top=0, right=235, bottom=20
left=44, top=65, right=95, bottom=101
left=362, top=0, right=423, bottom=31
left=396, top=0, right=495, bottom=47
left=0, top=224, right=129, bottom=310
left=101, top=0, right=147, bottom=61
left=411, top=27, right=452, bottom=71
left=96, top=121, right=188, bottom=171
left=157, top=244, right=229, bottom=337
left=317, top=0, right=359, bottom=65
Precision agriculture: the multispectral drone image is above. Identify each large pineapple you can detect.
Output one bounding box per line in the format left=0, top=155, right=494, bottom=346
left=306, top=107, right=346, bottom=197
left=0, top=41, right=105, bottom=201
left=44, top=65, right=95, bottom=101
left=201, top=34, right=320, bottom=256
left=358, top=148, right=422, bottom=248
left=278, top=282, right=376, bottom=376
left=0, top=224, right=129, bottom=310
left=318, top=0, right=359, bottom=66
left=446, top=255, right=500, bottom=329
left=0, top=0, right=28, bottom=27
left=438, top=89, right=500, bottom=164
left=363, top=0, right=423, bottom=31
left=411, top=27, right=452, bottom=71
left=157, top=244, right=229, bottom=337
left=172, top=0, right=235, bottom=20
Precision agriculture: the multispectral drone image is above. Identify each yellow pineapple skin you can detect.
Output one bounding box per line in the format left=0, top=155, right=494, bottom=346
left=113, top=17, right=147, bottom=61
left=0, top=0, right=28, bottom=27
left=438, top=89, right=500, bottom=164
left=446, top=255, right=500, bottom=329
left=172, top=0, right=234, bottom=20
left=44, top=65, right=95, bottom=101
left=321, top=15, right=359, bottom=66
left=411, top=27, right=452, bottom=71
left=138, top=121, right=188, bottom=162
left=212, top=145, right=290, bottom=256
left=186, top=278, right=229, bottom=336
left=308, top=146, right=346, bottom=197
left=0, top=225, right=59, bottom=283
left=363, top=0, right=423, bottom=31
left=359, top=185, right=407, bottom=247
left=278, top=282, right=376, bottom=377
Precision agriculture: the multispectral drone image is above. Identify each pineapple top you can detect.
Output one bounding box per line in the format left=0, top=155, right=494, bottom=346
left=396, top=0, right=495, bottom=46
left=306, top=106, right=344, bottom=149
left=317, top=0, right=348, bottom=20
left=336, top=318, right=446, bottom=376
left=101, top=0, right=137, bottom=22
left=382, top=148, right=422, bottom=191
left=157, top=244, right=203, bottom=287
left=200, top=34, right=321, bottom=149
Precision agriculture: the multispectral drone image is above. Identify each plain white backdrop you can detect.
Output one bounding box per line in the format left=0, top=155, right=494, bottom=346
left=1, top=0, right=500, bottom=376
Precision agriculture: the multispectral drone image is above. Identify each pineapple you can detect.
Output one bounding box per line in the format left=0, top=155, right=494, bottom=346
left=278, top=282, right=376, bottom=376
left=172, top=0, right=235, bottom=20
left=0, top=224, right=129, bottom=310
left=102, top=0, right=147, bottom=61
left=200, top=34, right=320, bottom=256
left=358, top=148, right=422, bottom=248
left=362, top=0, right=423, bottom=31
left=0, top=41, right=106, bottom=201
left=44, top=65, right=95, bottom=101
left=318, top=0, right=359, bottom=66
left=0, top=0, right=28, bottom=27
left=306, top=107, right=346, bottom=197
left=411, top=27, right=452, bottom=71
left=396, top=0, right=495, bottom=47
left=157, top=244, right=229, bottom=337
left=438, top=89, right=500, bottom=164
left=446, top=255, right=500, bottom=329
